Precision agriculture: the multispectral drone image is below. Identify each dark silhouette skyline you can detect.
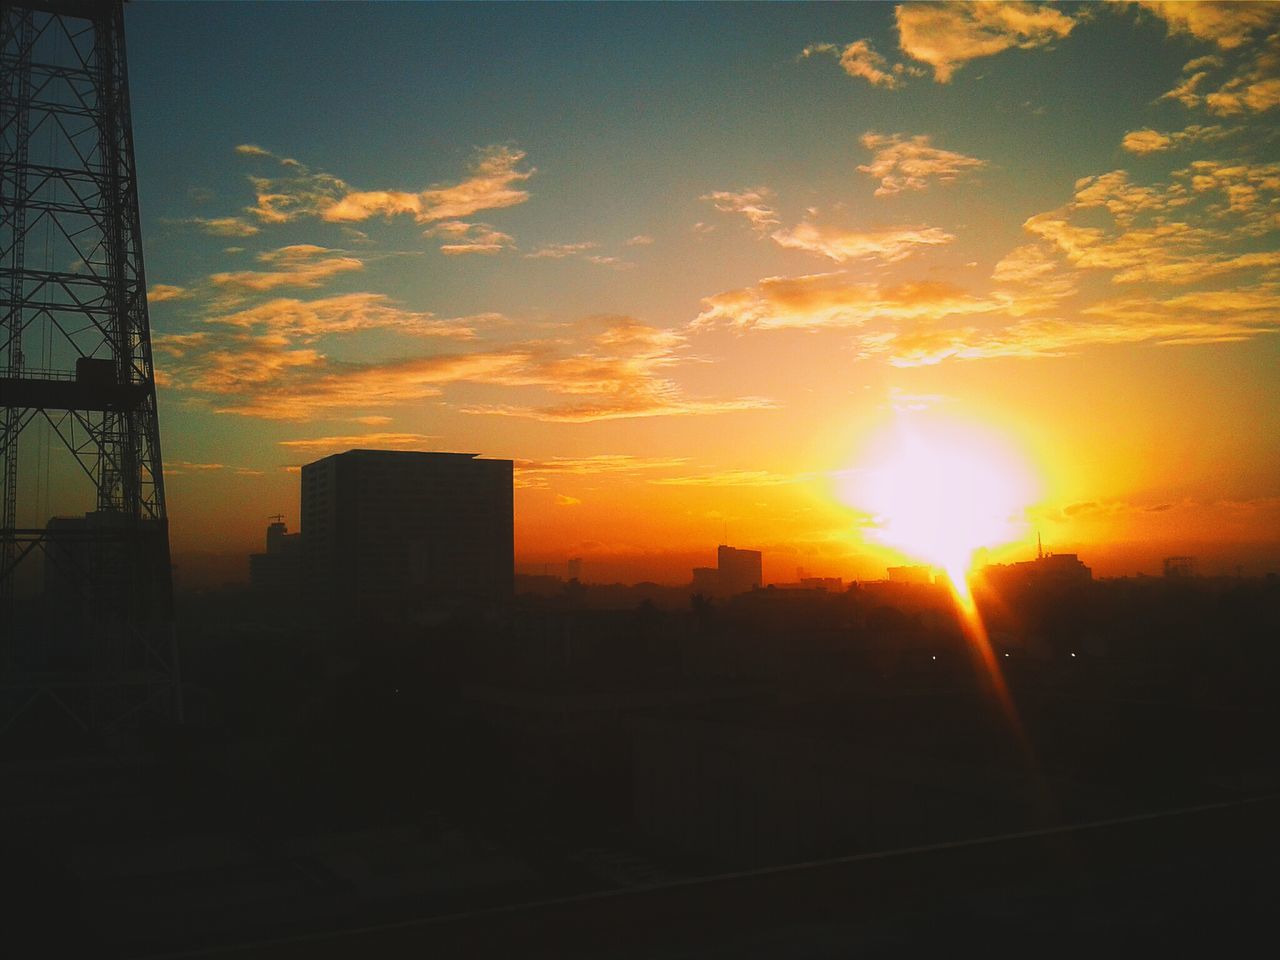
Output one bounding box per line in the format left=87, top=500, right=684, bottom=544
left=4, top=2, right=1280, bottom=957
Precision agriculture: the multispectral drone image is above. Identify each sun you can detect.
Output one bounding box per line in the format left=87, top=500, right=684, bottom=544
left=837, top=413, right=1037, bottom=603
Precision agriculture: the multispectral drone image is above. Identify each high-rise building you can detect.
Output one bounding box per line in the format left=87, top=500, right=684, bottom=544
left=300, top=450, right=513, bottom=618
left=249, top=516, right=302, bottom=595
left=717, top=545, right=762, bottom=596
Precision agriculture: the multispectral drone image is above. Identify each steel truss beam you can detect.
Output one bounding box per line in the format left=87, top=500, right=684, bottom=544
left=1, top=0, right=180, bottom=748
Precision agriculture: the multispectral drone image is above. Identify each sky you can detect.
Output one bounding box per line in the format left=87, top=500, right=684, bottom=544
left=103, top=1, right=1280, bottom=584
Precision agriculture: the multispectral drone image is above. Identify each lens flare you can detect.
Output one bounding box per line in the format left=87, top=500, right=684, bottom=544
left=838, top=413, right=1037, bottom=596
left=837, top=411, right=1041, bottom=747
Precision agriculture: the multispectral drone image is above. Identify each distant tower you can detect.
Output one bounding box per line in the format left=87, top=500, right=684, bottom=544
left=1, top=0, right=179, bottom=745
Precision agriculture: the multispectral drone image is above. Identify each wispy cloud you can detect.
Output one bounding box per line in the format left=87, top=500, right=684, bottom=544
left=524, top=241, right=598, bottom=259
left=523, top=241, right=631, bottom=268
left=148, top=284, right=190, bottom=303
left=700, top=188, right=779, bottom=232
left=1121, top=124, right=1239, bottom=153
left=201, top=292, right=479, bottom=342
left=858, top=132, right=986, bottom=196
left=770, top=222, right=954, bottom=263
left=160, top=316, right=770, bottom=423
left=1020, top=161, right=1280, bottom=284
left=801, top=39, right=916, bottom=88
left=651, top=470, right=797, bottom=487
left=1135, top=1, right=1280, bottom=50
left=894, top=1, right=1079, bottom=83
left=182, top=215, right=260, bottom=237
left=209, top=244, right=365, bottom=293
left=238, top=144, right=534, bottom=225
left=1157, top=34, right=1280, bottom=116
left=278, top=433, right=438, bottom=453
left=852, top=282, right=1280, bottom=366
left=425, top=220, right=516, bottom=255
left=164, top=459, right=264, bottom=478
left=696, top=273, right=995, bottom=332
left=704, top=187, right=953, bottom=264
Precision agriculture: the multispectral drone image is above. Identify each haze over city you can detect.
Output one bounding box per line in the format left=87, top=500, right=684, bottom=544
left=121, top=1, right=1280, bottom=587
left=5, top=3, right=1280, bottom=956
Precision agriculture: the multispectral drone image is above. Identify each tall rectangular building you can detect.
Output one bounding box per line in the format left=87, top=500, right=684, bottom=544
left=301, top=450, right=513, bottom=618
left=717, top=545, right=762, bottom=596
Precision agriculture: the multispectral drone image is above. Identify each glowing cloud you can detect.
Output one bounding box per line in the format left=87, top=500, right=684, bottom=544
left=801, top=39, right=908, bottom=88
left=1135, top=1, right=1279, bottom=50
left=238, top=145, right=533, bottom=225
left=770, top=222, right=954, bottom=263
left=858, top=132, right=987, bottom=195
left=895, top=1, right=1079, bottom=83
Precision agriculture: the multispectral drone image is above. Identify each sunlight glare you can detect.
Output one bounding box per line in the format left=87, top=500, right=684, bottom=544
left=838, top=414, right=1037, bottom=601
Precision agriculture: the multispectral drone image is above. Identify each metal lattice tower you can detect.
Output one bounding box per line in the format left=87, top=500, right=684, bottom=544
left=1, top=0, right=179, bottom=750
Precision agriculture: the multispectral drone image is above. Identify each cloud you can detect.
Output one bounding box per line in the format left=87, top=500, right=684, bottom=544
left=1203, top=38, right=1280, bottom=115
left=625, top=234, right=655, bottom=246
left=148, top=284, right=189, bottom=303
left=523, top=242, right=630, bottom=268
left=1178, top=159, right=1280, bottom=224
left=854, top=282, right=1280, bottom=366
left=516, top=454, right=688, bottom=476
left=524, top=241, right=598, bottom=259
left=183, top=216, right=260, bottom=237
left=704, top=184, right=952, bottom=263
left=164, top=459, right=265, bottom=478
left=1121, top=124, right=1238, bottom=153
left=278, top=433, right=437, bottom=453
left=1018, top=166, right=1280, bottom=284
left=695, top=273, right=995, bottom=332
left=990, top=244, right=1077, bottom=314
left=769, top=222, right=954, bottom=262
left=651, top=470, right=797, bottom=487
left=425, top=220, right=515, bottom=255
left=514, top=454, right=691, bottom=489
left=209, top=244, right=365, bottom=292
left=1158, top=68, right=1215, bottom=107
left=203, top=292, right=479, bottom=342
left=801, top=39, right=910, bottom=88
left=239, top=144, right=534, bottom=225
left=1159, top=37, right=1280, bottom=115
left=701, top=188, right=779, bottom=231
left=858, top=132, right=986, bottom=196
left=895, top=1, right=1079, bottom=83
left=555, top=495, right=582, bottom=507
left=1134, top=1, right=1280, bottom=50
left=161, top=315, right=771, bottom=423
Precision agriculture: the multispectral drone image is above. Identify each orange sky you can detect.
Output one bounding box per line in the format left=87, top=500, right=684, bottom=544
left=36, top=2, right=1280, bottom=586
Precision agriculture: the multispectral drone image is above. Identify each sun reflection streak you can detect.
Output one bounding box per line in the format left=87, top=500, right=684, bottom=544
left=838, top=411, right=1041, bottom=745
left=945, top=569, right=1024, bottom=741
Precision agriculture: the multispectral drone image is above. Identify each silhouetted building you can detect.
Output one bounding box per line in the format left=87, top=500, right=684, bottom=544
left=1164, top=555, right=1196, bottom=578
left=691, top=567, right=719, bottom=595
left=567, top=557, right=582, bottom=581
left=887, top=565, right=932, bottom=585
left=981, top=550, right=1092, bottom=592
left=249, top=515, right=301, bottom=595
left=718, top=545, right=762, bottom=596
left=301, top=450, right=513, bottom=618
left=689, top=546, right=764, bottom=597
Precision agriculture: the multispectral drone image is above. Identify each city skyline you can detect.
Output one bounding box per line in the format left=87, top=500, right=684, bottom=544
left=116, top=2, right=1277, bottom=584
